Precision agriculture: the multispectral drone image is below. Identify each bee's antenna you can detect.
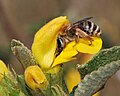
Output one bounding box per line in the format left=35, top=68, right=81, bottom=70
left=83, top=17, right=93, bottom=20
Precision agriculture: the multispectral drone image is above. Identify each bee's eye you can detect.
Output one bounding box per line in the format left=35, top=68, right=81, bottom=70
left=79, top=22, right=85, bottom=28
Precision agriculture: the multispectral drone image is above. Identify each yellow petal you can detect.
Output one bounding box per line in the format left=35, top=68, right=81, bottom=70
left=64, top=67, right=100, bottom=95
left=0, top=60, right=8, bottom=81
left=32, top=16, right=69, bottom=69
left=24, top=65, right=48, bottom=91
left=64, top=68, right=81, bottom=93
left=52, top=42, right=78, bottom=67
left=75, top=37, right=102, bottom=54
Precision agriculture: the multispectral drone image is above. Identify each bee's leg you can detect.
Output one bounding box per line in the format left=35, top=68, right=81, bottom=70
left=86, top=36, right=94, bottom=45
left=75, top=35, right=79, bottom=43
left=89, top=41, right=92, bottom=46
left=75, top=31, right=80, bottom=43
left=75, top=28, right=94, bottom=45
left=72, top=35, right=79, bottom=48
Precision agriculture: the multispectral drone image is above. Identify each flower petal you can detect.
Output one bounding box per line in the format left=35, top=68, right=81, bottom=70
left=0, top=60, right=8, bottom=81
left=75, top=37, right=102, bottom=54
left=64, top=68, right=81, bottom=93
left=24, top=65, right=48, bottom=91
left=32, top=16, right=69, bottom=69
left=51, top=42, right=78, bottom=67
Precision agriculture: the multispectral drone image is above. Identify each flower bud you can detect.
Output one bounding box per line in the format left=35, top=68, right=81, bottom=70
left=24, top=65, right=48, bottom=91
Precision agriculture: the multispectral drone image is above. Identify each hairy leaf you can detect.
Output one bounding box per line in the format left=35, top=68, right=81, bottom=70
left=74, top=60, right=120, bottom=96
left=78, top=46, right=120, bottom=78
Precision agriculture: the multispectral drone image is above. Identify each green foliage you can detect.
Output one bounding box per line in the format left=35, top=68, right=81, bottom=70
left=0, top=72, right=25, bottom=96
left=40, top=68, right=66, bottom=96
left=17, top=75, right=33, bottom=96
left=51, top=84, right=67, bottom=96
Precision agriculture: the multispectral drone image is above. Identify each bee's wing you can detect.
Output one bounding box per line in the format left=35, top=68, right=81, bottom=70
left=73, top=17, right=93, bottom=25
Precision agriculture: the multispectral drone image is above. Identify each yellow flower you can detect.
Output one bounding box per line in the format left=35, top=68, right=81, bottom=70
left=32, top=16, right=102, bottom=71
left=24, top=65, right=48, bottom=91
left=0, top=60, right=8, bottom=81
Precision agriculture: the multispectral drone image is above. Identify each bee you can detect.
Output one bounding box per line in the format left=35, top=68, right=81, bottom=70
left=56, top=17, right=102, bottom=56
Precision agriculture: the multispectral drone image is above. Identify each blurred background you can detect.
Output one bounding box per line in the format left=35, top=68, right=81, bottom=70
left=0, top=0, right=120, bottom=96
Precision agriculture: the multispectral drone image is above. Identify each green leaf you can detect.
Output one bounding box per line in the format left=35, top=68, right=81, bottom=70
left=43, top=68, right=65, bottom=96
left=51, top=84, right=67, bottom=96
left=0, top=72, right=24, bottom=96
left=78, top=46, right=120, bottom=78
left=74, top=60, right=120, bottom=96
left=17, top=75, right=32, bottom=96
